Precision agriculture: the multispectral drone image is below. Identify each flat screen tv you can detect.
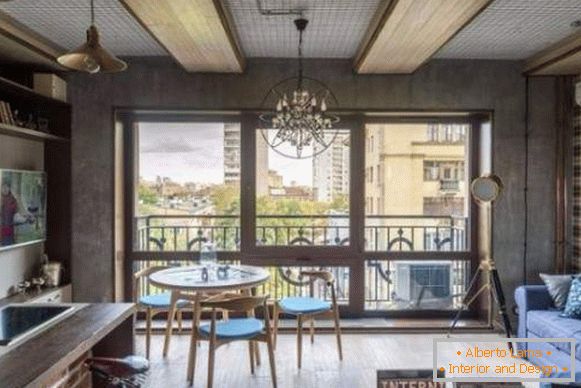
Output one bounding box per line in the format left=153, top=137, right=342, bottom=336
left=0, top=169, right=46, bottom=251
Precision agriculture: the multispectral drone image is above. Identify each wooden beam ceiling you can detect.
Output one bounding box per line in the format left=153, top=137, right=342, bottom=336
left=0, top=11, right=64, bottom=69
left=354, top=0, right=492, bottom=74
left=524, top=30, right=581, bottom=75
left=120, top=0, right=245, bottom=73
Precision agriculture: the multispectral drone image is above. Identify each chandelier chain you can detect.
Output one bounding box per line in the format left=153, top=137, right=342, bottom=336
left=90, top=0, right=95, bottom=25
left=298, top=24, right=303, bottom=90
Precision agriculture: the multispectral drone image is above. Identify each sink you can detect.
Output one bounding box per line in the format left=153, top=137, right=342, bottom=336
left=0, top=304, right=86, bottom=354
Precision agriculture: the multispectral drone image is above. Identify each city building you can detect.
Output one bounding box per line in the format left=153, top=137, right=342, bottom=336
left=223, top=123, right=241, bottom=184
left=312, top=132, right=350, bottom=202
left=223, top=122, right=270, bottom=196
left=365, top=123, right=467, bottom=217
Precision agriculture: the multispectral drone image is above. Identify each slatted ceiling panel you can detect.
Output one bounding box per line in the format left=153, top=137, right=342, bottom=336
left=436, top=0, right=581, bottom=60
left=0, top=0, right=165, bottom=57
left=355, top=0, right=492, bottom=74
left=225, top=0, right=382, bottom=58
left=120, top=0, right=244, bottom=73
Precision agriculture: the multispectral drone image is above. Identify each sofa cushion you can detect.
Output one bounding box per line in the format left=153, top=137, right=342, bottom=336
left=527, top=310, right=581, bottom=356
left=562, top=277, right=581, bottom=318
left=540, top=273, right=575, bottom=309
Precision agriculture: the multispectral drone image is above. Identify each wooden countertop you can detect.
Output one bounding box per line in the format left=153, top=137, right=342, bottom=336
left=0, top=303, right=135, bottom=388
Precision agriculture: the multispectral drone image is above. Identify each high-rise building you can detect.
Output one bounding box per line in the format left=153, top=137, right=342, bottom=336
left=256, top=133, right=269, bottom=197
left=223, top=123, right=241, bottom=184
left=312, top=132, right=350, bottom=202
left=223, top=123, right=269, bottom=196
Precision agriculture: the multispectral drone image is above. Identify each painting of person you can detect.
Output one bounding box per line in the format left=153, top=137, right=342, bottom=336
left=1, top=177, right=34, bottom=246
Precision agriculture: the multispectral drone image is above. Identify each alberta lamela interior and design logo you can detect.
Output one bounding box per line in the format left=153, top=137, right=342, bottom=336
left=433, top=338, right=576, bottom=384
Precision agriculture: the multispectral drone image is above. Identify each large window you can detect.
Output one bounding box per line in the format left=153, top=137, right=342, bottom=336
left=255, top=129, right=351, bottom=246
left=134, top=121, right=240, bottom=252
left=125, top=113, right=482, bottom=316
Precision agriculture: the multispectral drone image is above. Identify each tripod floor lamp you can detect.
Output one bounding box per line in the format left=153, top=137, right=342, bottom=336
left=447, top=174, right=513, bottom=352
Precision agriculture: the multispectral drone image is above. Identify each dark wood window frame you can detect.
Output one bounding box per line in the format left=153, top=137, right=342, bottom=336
left=118, top=110, right=487, bottom=318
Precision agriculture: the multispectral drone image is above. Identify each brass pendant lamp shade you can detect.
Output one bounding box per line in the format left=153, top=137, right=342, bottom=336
left=57, top=0, right=127, bottom=73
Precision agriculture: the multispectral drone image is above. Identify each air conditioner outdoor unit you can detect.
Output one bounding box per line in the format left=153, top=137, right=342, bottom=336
left=392, top=261, right=453, bottom=303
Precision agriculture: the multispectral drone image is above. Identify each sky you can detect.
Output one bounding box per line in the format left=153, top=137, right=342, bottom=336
left=267, top=143, right=313, bottom=186
left=138, top=122, right=313, bottom=186
left=139, top=122, right=225, bottom=184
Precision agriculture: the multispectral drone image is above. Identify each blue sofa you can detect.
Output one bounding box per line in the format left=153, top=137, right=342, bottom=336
left=515, top=285, right=581, bottom=382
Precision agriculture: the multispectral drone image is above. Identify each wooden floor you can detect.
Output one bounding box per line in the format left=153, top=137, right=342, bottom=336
left=136, top=331, right=509, bottom=388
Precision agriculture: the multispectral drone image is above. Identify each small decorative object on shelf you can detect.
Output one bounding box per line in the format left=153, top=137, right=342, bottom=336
left=24, top=113, right=38, bottom=130
left=12, top=109, right=25, bottom=127
left=31, top=276, right=46, bottom=291
left=42, top=261, right=63, bottom=287
left=37, top=117, right=49, bottom=133
left=17, top=280, right=31, bottom=294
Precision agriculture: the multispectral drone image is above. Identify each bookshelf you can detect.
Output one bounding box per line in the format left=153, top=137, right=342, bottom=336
left=0, top=122, right=69, bottom=142
left=0, top=75, right=72, bottom=285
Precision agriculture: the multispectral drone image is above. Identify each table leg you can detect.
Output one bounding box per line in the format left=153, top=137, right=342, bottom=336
left=163, top=290, right=179, bottom=357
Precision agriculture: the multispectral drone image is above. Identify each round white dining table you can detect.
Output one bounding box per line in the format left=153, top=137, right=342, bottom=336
left=148, top=264, right=270, bottom=357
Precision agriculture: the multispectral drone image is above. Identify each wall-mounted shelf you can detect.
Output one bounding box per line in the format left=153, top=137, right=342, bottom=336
left=0, top=73, right=72, bottom=287
left=0, top=122, right=69, bottom=142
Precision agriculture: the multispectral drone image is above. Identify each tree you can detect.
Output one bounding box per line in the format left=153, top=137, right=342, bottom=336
left=139, top=184, right=158, bottom=205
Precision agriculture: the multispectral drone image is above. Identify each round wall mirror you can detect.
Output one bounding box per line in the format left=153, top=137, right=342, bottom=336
left=470, top=174, right=503, bottom=203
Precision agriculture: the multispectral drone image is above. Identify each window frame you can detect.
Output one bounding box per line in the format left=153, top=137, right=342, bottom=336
left=120, top=110, right=487, bottom=317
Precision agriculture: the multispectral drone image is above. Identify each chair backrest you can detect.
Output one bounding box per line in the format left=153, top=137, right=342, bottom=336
left=132, top=266, right=168, bottom=302
left=300, top=270, right=337, bottom=304
left=201, top=295, right=267, bottom=313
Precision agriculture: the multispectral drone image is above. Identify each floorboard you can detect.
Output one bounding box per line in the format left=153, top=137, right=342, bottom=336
left=136, top=331, right=519, bottom=388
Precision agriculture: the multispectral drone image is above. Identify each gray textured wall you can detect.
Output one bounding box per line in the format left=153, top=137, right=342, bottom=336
left=67, top=58, right=557, bottom=311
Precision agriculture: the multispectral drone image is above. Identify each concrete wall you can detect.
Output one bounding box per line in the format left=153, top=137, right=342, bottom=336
left=67, top=58, right=557, bottom=313
left=0, top=135, right=44, bottom=297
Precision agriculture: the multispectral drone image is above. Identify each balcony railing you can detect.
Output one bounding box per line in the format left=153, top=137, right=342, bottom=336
left=135, top=214, right=467, bottom=252
left=133, top=214, right=468, bottom=310
left=133, top=259, right=468, bottom=311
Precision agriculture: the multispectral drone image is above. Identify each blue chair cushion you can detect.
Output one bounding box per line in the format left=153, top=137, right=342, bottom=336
left=139, top=292, right=190, bottom=308
left=279, top=297, right=331, bottom=315
left=198, top=318, right=264, bottom=340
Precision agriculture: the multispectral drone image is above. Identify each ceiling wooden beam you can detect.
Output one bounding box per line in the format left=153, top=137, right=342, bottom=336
left=120, top=0, right=245, bottom=73
left=354, top=0, right=492, bottom=74
left=524, top=30, right=581, bottom=75
left=0, top=10, right=64, bottom=67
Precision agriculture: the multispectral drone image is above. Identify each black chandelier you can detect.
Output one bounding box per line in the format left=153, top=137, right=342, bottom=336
left=259, top=18, right=340, bottom=159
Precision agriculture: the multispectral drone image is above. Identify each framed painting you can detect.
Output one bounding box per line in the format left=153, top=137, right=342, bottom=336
left=0, top=169, right=46, bottom=251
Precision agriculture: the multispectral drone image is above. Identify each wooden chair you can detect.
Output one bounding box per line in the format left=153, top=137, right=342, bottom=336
left=272, top=270, right=343, bottom=368
left=186, top=293, right=277, bottom=388
left=133, top=266, right=190, bottom=359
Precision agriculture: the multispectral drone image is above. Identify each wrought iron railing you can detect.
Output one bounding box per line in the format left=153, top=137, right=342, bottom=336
left=135, top=214, right=467, bottom=252
left=133, top=259, right=467, bottom=311
left=133, top=214, right=468, bottom=311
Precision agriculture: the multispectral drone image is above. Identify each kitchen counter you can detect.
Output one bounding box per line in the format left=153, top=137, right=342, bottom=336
left=0, top=303, right=136, bottom=388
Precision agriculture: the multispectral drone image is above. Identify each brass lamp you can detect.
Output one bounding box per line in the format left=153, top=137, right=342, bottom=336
left=57, top=0, right=127, bottom=73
